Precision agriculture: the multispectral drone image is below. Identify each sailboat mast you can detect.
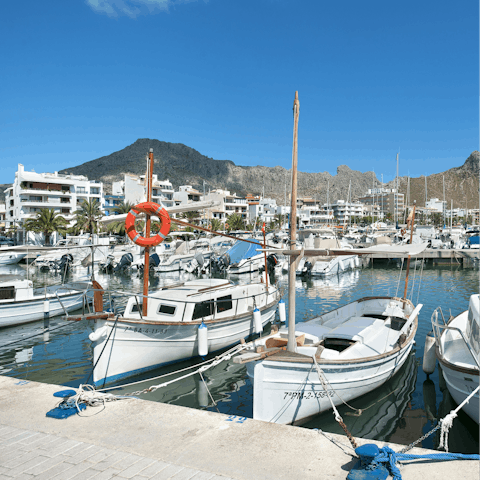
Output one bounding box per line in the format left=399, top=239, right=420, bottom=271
left=395, top=153, right=399, bottom=227
left=288, top=91, right=300, bottom=353
left=142, top=148, right=154, bottom=317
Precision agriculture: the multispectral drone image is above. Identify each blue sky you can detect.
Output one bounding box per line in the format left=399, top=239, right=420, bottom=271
left=0, top=0, right=478, bottom=185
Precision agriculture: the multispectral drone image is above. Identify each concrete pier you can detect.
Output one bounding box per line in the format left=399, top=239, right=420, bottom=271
left=0, top=376, right=478, bottom=479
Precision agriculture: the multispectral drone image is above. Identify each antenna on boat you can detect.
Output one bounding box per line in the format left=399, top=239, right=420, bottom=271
left=287, top=91, right=299, bottom=353
left=142, top=148, right=154, bottom=317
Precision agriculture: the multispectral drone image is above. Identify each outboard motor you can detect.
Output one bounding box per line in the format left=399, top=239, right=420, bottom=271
left=114, top=253, right=133, bottom=273
left=302, top=261, right=313, bottom=276
left=138, top=253, right=160, bottom=275
left=266, top=254, right=278, bottom=274
left=211, top=253, right=230, bottom=274
left=57, top=254, right=73, bottom=275
left=101, top=254, right=115, bottom=273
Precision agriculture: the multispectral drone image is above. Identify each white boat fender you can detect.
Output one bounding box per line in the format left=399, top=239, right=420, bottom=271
left=198, top=321, right=208, bottom=356
left=278, top=299, right=286, bottom=323
left=254, top=307, right=263, bottom=334
left=89, top=327, right=108, bottom=343
left=422, top=330, right=437, bottom=375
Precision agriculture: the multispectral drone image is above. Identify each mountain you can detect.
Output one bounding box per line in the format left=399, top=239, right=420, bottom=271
left=59, top=138, right=380, bottom=205
left=393, top=151, right=480, bottom=209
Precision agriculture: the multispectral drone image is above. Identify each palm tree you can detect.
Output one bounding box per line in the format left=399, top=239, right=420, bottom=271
left=182, top=211, right=200, bottom=225
left=209, top=218, right=223, bottom=232
left=227, top=213, right=244, bottom=232
left=113, top=200, right=134, bottom=215
left=24, top=209, right=68, bottom=245
left=74, top=199, right=103, bottom=234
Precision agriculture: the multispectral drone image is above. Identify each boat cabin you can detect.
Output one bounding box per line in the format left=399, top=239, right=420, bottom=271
left=0, top=277, right=33, bottom=302
left=123, top=279, right=268, bottom=323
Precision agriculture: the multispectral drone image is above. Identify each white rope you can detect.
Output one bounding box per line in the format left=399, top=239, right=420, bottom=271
left=438, top=385, right=479, bottom=452
left=314, top=428, right=356, bottom=455
left=313, top=356, right=361, bottom=421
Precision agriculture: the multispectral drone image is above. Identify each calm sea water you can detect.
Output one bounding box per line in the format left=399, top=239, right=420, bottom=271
left=0, top=260, right=478, bottom=454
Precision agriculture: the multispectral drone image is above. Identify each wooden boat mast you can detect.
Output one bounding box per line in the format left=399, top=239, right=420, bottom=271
left=402, top=201, right=416, bottom=302
left=288, top=91, right=299, bottom=352
left=142, top=148, right=154, bottom=317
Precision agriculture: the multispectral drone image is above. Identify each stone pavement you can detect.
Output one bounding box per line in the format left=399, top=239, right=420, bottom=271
left=0, top=375, right=478, bottom=480
left=0, top=424, right=233, bottom=480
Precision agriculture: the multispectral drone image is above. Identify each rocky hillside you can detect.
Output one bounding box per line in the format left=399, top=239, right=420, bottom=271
left=393, top=151, right=480, bottom=209
left=59, top=138, right=381, bottom=205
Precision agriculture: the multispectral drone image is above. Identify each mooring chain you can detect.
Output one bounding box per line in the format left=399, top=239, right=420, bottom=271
left=338, top=420, right=358, bottom=449
left=399, top=423, right=442, bottom=454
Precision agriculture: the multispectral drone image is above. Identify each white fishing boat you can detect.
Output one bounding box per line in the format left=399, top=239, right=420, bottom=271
left=89, top=278, right=280, bottom=386
left=0, top=275, right=90, bottom=328
left=234, top=296, right=421, bottom=424
left=235, top=92, right=424, bottom=426
left=426, top=294, right=480, bottom=423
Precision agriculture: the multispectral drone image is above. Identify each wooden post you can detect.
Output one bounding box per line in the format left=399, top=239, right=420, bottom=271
left=403, top=201, right=416, bottom=301
left=288, top=91, right=299, bottom=353
left=142, top=148, right=154, bottom=317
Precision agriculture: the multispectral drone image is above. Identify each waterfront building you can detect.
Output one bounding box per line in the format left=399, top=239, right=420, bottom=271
left=0, top=203, right=5, bottom=232
left=426, top=198, right=447, bottom=215
left=5, top=164, right=103, bottom=242
left=103, top=194, right=125, bottom=216
left=112, top=174, right=174, bottom=209
left=328, top=199, right=364, bottom=223
left=358, top=188, right=404, bottom=219
left=204, top=189, right=248, bottom=222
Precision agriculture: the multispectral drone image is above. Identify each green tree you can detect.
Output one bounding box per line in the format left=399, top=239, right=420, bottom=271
left=113, top=200, right=134, bottom=215
left=209, top=218, right=223, bottom=232
left=227, top=213, right=245, bottom=232
left=182, top=211, right=200, bottom=225
left=24, top=209, right=68, bottom=245
left=74, top=199, right=103, bottom=234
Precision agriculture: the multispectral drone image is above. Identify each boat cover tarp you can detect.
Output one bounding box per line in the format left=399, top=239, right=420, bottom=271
left=225, top=239, right=262, bottom=264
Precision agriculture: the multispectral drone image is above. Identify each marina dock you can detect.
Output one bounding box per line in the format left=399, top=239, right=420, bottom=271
left=0, top=375, right=477, bottom=480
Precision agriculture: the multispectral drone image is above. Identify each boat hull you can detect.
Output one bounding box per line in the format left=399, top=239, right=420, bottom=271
left=0, top=253, right=27, bottom=265
left=0, top=290, right=87, bottom=328
left=440, top=362, right=479, bottom=424
left=248, top=340, right=414, bottom=425
left=92, top=302, right=278, bottom=386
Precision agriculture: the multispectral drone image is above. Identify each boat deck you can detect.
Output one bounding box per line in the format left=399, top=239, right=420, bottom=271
left=0, top=375, right=477, bottom=480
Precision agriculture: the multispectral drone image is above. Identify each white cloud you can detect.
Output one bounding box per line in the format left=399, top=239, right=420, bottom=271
left=86, top=0, right=194, bottom=18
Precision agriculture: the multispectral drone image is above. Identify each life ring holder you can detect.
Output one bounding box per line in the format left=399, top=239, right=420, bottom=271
left=125, top=201, right=171, bottom=247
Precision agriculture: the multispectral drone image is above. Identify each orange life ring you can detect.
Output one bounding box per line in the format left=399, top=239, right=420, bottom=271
left=125, top=202, right=171, bottom=247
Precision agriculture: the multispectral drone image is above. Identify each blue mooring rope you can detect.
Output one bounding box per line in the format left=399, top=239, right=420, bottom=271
left=356, top=444, right=480, bottom=480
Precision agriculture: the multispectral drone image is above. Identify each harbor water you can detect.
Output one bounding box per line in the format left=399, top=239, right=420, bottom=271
left=0, top=260, right=478, bottom=454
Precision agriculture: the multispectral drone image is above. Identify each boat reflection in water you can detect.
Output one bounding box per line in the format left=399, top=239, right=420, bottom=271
left=295, top=270, right=361, bottom=301
left=107, top=352, right=252, bottom=418
left=422, top=367, right=480, bottom=454
left=302, top=351, right=418, bottom=440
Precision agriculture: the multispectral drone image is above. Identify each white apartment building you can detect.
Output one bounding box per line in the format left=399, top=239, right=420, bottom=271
left=204, top=189, right=248, bottom=222
left=426, top=198, right=447, bottom=215
left=112, top=174, right=174, bottom=209
left=296, top=198, right=334, bottom=226
left=5, top=164, right=103, bottom=235
left=247, top=196, right=278, bottom=224
left=328, top=200, right=364, bottom=223
left=173, top=185, right=202, bottom=205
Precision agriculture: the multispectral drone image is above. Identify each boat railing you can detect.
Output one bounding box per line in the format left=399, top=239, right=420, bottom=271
left=431, top=308, right=480, bottom=370
left=81, top=284, right=279, bottom=322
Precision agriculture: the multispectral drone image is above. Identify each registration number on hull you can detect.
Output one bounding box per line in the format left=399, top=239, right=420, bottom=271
left=283, top=391, right=334, bottom=400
